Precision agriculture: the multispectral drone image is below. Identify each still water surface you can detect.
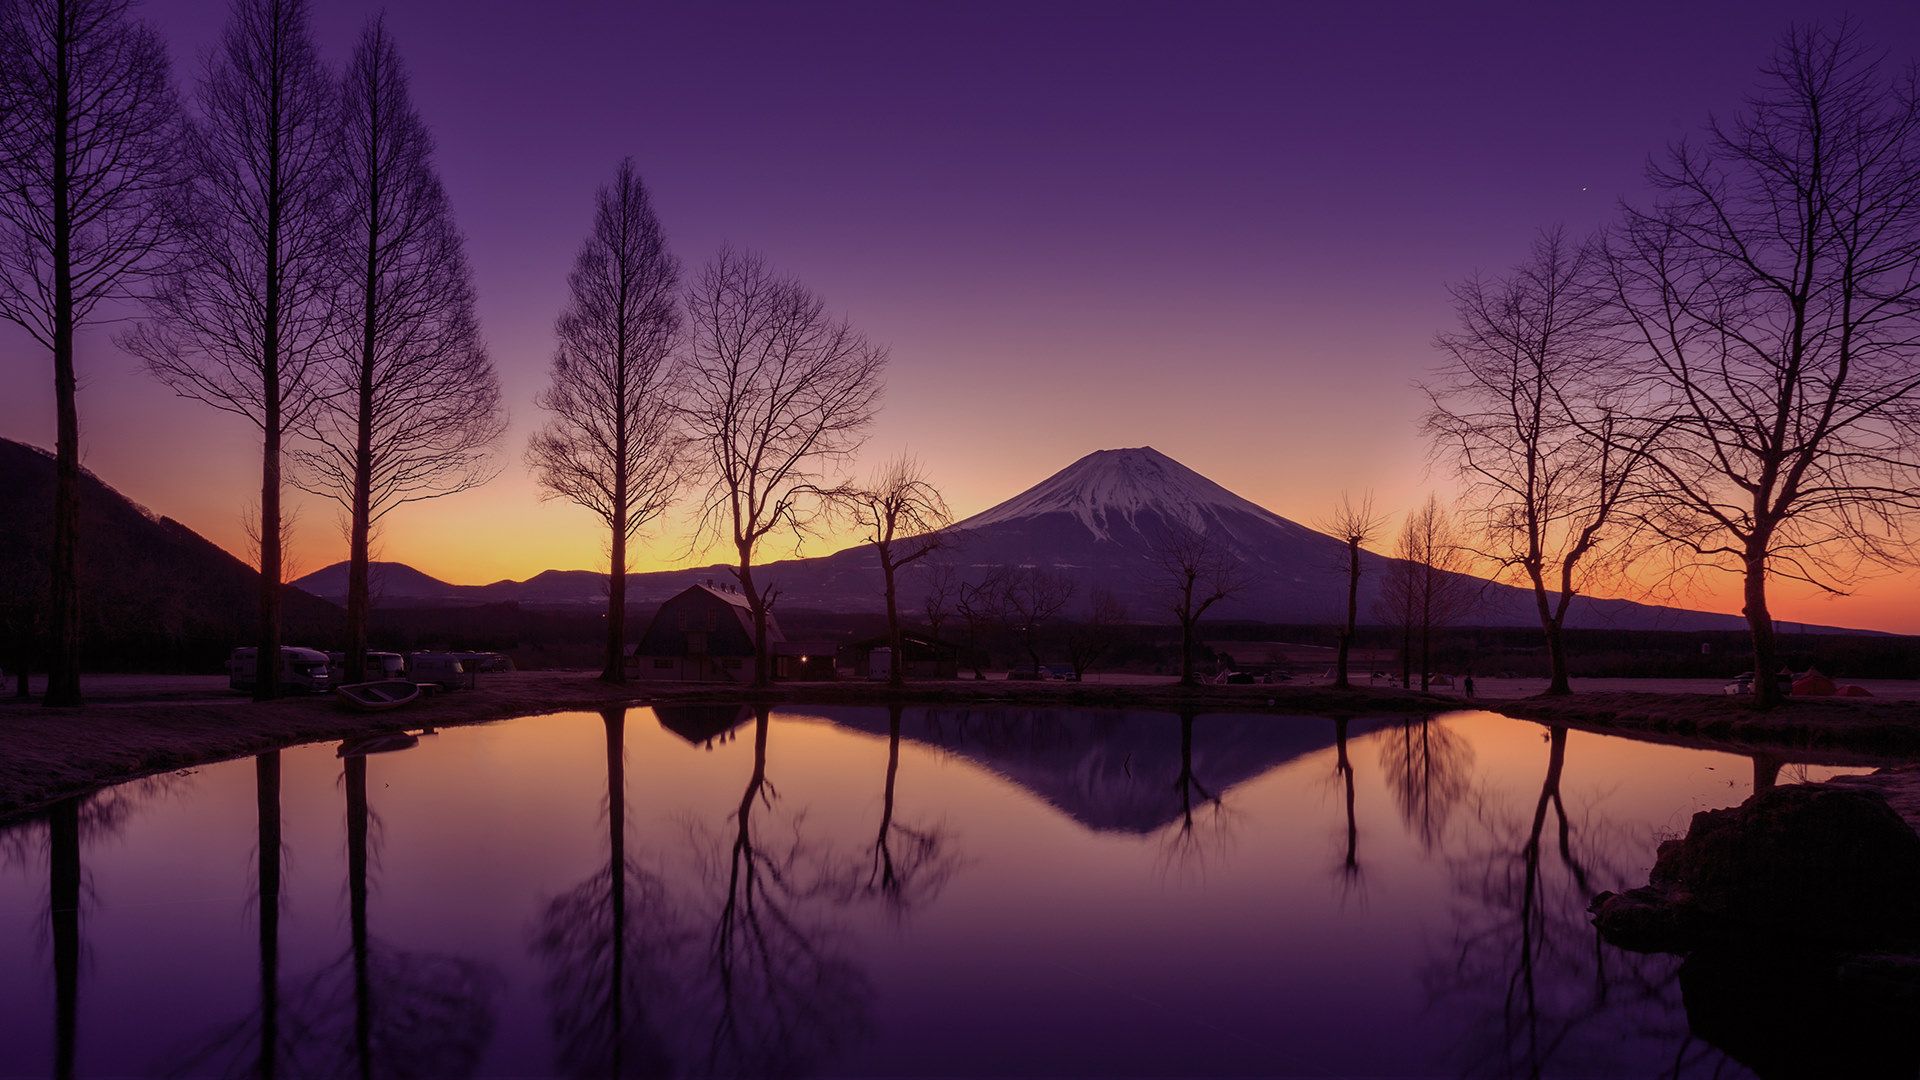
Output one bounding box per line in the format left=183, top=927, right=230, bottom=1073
left=0, top=706, right=1867, bottom=1077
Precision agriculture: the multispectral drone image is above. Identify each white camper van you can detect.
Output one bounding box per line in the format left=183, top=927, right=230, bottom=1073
left=406, top=652, right=473, bottom=691
left=228, top=647, right=333, bottom=694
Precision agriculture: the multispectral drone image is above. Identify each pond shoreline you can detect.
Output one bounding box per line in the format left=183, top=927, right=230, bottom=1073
left=5, top=672, right=1918, bottom=821
left=0, top=672, right=1454, bottom=820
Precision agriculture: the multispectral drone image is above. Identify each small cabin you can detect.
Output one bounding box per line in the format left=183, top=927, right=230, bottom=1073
left=630, top=582, right=782, bottom=683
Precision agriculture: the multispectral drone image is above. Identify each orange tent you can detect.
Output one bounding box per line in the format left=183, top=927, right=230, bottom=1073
left=1791, top=668, right=1837, bottom=697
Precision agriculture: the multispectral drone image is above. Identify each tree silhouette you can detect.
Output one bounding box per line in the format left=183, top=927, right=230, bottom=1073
left=123, top=0, right=339, bottom=700
left=0, top=0, right=184, bottom=706
left=528, top=161, right=685, bottom=684
left=682, top=247, right=885, bottom=687
left=297, top=18, right=503, bottom=684
left=531, top=708, right=690, bottom=1077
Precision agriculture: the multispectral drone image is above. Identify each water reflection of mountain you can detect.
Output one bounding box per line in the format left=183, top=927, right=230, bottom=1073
left=795, top=706, right=1400, bottom=834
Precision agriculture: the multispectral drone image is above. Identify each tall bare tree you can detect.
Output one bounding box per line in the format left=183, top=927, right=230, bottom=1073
left=953, top=565, right=1008, bottom=679
left=122, top=0, right=337, bottom=700
left=528, top=159, right=684, bottom=684
left=1147, top=517, right=1244, bottom=686
left=682, top=246, right=886, bottom=687
left=1002, top=564, right=1075, bottom=673
left=836, top=454, right=948, bottom=687
left=1427, top=228, right=1652, bottom=695
left=295, top=19, right=502, bottom=684
left=1390, top=496, right=1475, bottom=692
left=1319, top=492, right=1385, bottom=690
left=1604, top=24, right=1920, bottom=707
left=0, top=0, right=182, bottom=706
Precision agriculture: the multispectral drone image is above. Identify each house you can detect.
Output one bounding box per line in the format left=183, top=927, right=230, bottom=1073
left=630, top=582, right=777, bottom=683
left=629, top=581, right=838, bottom=682
left=845, top=633, right=962, bottom=680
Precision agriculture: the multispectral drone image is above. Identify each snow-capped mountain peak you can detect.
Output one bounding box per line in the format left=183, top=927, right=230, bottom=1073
left=954, top=446, right=1307, bottom=542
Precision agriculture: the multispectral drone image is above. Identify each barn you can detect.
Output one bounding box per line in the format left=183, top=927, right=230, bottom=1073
left=630, top=582, right=780, bottom=683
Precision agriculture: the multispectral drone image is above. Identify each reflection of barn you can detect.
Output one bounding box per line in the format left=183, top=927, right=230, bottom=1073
left=845, top=633, right=962, bottom=680
left=630, top=583, right=837, bottom=682
left=654, top=704, right=753, bottom=747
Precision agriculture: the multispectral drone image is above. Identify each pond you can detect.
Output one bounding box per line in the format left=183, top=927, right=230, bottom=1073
left=0, top=705, right=1873, bottom=1077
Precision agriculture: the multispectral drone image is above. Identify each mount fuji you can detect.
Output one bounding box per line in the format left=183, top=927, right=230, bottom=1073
left=296, top=446, right=1765, bottom=631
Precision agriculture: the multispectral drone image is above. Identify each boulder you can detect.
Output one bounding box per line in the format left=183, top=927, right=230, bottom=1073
left=1594, top=783, right=1920, bottom=952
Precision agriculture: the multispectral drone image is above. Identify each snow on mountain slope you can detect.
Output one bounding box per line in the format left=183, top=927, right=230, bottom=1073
left=958, top=446, right=1316, bottom=544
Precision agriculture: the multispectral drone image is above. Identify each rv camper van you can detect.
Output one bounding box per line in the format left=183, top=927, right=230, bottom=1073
left=228, top=647, right=333, bottom=694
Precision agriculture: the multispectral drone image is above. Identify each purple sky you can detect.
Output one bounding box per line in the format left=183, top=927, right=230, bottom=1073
left=6, top=0, right=1920, bottom=629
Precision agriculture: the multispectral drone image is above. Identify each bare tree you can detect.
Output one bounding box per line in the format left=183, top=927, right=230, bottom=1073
left=1392, top=496, right=1475, bottom=692
left=953, top=565, right=1008, bottom=679
left=921, top=559, right=958, bottom=644
left=1427, top=228, right=1654, bottom=696
left=1002, top=565, right=1075, bottom=673
left=1064, top=586, right=1127, bottom=679
left=527, top=160, right=684, bottom=684
left=121, top=0, right=337, bottom=700
left=293, top=20, right=502, bottom=684
left=1319, top=492, right=1385, bottom=690
left=1147, top=517, right=1244, bottom=686
left=0, top=0, right=183, bottom=706
left=835, top=454, right=948, bottom=687
left=682, top=247, right=886, bottom=687
left=1603, top=24, right=1920, bottom=707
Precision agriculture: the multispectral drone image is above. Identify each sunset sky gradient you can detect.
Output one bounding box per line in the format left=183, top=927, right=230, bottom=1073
left=5, top=0, right=1920, bottom=631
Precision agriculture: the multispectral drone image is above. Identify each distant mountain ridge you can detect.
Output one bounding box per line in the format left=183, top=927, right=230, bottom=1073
left=294, top=446, right=1837, bottom=633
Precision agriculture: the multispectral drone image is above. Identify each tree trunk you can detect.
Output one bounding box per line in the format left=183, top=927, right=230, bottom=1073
left=1336, top=540, right=1358, bottom=689
left=1542, top=618, right=1570, bottom=696
left=1418, top=621, right=1431, bottom=693
left=1399, top=622, right=1412, bottom=689
left=738, top=555, right=769, bottom=688
left=13, top=651, right=28, bottom=699
left=256, top=752, right=281, bottom=1079
left=1531, top=567, right=1571, bottom=696
left=1743, top=550, right=1781, bottom=709
left=1179, top=617, right=1196, bottom=686
left=44, top=28, right=81, bottom=708
left=345, top=106, right=381, bottom=688
left=883, top=554, right=903, bottom=688
left=257, top=399, right=282, bottom=701
left=602, top=519, right=626, bottom=683
left=50, top=796, right=80, bottom=1080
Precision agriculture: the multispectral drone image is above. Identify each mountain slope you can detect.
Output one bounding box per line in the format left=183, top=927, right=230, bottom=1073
left=296, top=446, right=1778, bottom=631
left=0, top=438, right=340, bottom=668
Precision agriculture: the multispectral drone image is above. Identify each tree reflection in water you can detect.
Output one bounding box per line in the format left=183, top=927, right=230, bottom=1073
left=1378, top=716, right=1473, bottom=851
left=695, top=706, right=873, bottom=1077
left=1331, top=717, right=1362, bottom=899
left=0, top=772, right=186, bottom=1080
left=532, top=707, right=692, bottom=1077
left=1160, top=710, right=1235, bottom=876
left=1427, top=726, right=1732, bottom=1078
left=164, top=749, right=496, bottom=1079
left=859, top=704, right=960, bottom=916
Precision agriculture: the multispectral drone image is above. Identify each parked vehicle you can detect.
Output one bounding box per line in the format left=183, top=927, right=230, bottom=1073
left=335, top=679, right=422, bottom=712
left=451, top=651, right=514, bottom=674
left=228, top=647, right=333, bottom=694
left=407, top=652, right=473, bottom=691
left=1005, top=666, right=1050, bottom=681
left=1044, top=665, right=1079, bottom=682
left=1725, top=670, right=1794, bottom=696
left=327, top=651, right=406, bottom=680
